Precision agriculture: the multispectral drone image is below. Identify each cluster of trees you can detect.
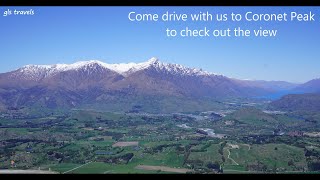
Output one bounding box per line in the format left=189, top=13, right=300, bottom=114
left=240, top=135, right=308, bottom=149
left=245, top=161, right=269, bottom=172
left=103, top=131, right=123, bottom=141
left=97, top=153, right=134, bottom=164
left=186, top=161, right=222, bottom=174
left=305, top=148, right=320, bottom=157
left=305, top=148, right=320, bottom=171
left=308, top=161, right=320, bottom=171
left=47, top=151, right=64, bottom=162
left=144, top=143, right=180, bottom=154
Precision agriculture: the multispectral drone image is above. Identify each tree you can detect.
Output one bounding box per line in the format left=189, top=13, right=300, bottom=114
left=206, top=162, right=220, bottom=170
left=288, top=159, right=295, bottom=166
left=245, top=164, right=249, bottom=171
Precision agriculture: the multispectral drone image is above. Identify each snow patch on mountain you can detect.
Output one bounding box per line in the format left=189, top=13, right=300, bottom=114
left=105, top=57, right=160, bottom=75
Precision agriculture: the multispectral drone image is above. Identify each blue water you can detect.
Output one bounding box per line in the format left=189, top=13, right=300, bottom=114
left=255, top=90, right=306, bottom=100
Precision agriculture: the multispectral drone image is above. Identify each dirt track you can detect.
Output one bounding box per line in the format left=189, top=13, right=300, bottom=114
left=112, top=141, right=139, bottom=147
left=135, top=165, right=192, bottom=173
left=0, top=170, right=57, bottom=174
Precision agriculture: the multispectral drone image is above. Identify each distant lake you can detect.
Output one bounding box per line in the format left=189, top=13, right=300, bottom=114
left=256, top=90, right=305, bottom=100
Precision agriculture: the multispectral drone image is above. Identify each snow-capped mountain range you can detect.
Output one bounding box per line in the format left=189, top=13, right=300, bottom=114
left=0, top=57, right=315, bottom=112
left=12, top=57, right=217, bottom=81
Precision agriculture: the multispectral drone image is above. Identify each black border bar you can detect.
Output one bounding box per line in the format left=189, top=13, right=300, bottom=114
left=0, top=0, right=320, bottom=6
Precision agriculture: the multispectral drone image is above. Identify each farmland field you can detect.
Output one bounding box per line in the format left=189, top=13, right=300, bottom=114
left=112, top=142, right=139, bottom=147
left=135, top=165, right=192, bottom=173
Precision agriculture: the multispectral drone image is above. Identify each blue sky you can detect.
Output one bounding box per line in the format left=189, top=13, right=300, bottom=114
left=0, top=6, right=319, bottom=83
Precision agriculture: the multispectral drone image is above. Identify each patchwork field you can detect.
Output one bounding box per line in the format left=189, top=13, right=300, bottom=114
left=112, top=141, right=139, bottom=147
left=1, top=107, right=320, bottom=174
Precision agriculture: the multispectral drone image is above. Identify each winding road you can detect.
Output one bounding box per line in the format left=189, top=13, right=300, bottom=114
left=243, top=144, right=251, bottom=150
left=226, top=148, right=239, bottom=165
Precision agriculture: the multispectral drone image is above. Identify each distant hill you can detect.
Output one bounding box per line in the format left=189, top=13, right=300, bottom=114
left=238, top=80, right=299, bottom=92
left=294, top=78, right=320, bottom=93
left=269, top=93, right=320, bottom=112
left=223, top=107, right=278, bottom=125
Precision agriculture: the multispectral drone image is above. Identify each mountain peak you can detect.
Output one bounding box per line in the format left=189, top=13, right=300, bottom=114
left=147, top=57, right=159, bottom=64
